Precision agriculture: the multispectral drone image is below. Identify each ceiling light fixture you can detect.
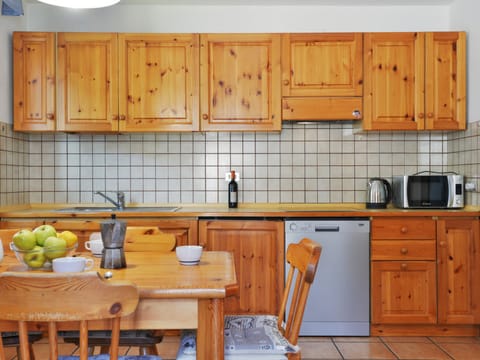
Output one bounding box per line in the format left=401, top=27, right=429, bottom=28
left=37, top=0, right=120, bottom=9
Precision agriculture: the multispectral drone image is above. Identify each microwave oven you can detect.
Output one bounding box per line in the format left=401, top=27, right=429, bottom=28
left=392, top=174, right=464, bottom=209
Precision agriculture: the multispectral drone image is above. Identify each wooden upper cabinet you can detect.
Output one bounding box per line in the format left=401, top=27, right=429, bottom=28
left=363, top=32, right=466, bottom=131
left=281, top=33, right=363, bottom=121
left=200, top=33, right=282, bottom=131
left=118, top=33, right=199, bottom=132
left=56, top=32, right=119, bottom=132
left=364, top=32, right=424, bottom=131
left=13, top=32, right=56, bottom=132
left=56, top=33, right=199, bottom=132
left=425, top=32, right=466, bottom=130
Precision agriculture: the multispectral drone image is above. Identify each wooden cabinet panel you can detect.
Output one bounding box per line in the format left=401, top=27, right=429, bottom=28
left=371, top=261, right=437, bottom=324
left=282, top=33, right=362, bottom=97
left=371, top=240, right=436, bottom=261
left=200, top=33, right=282, bottom=131
left=363, top=31, right=466, bottom=131
left=13, top=32, right=56, bottom=132
left=118, top=33, right=199, bottom=132
left=199, top=219, right=284, bottom=314
left=437, top=217, right=480, bottom=324
left=281, top=33, right=363, bottom=121
left=425, top=32, right=466, bottom=130
left=57, top=32, right=119, bottom=132
left=364, top=32, right=424, bottom=131
left=371, top=217, right=436, bottom=240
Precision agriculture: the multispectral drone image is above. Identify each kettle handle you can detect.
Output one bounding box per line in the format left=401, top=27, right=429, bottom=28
left=382, top=179, right=392, bottom=203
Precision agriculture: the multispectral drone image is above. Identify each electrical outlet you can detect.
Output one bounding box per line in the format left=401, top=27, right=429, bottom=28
left=465, top=182, right=477, bottom=192
left=225, top=172, right=240, bottom=182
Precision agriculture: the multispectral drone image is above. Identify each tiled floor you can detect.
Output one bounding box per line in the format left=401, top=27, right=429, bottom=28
left=4, top=335, right=480, bottom=359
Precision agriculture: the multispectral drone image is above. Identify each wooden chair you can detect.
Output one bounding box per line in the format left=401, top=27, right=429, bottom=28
left=0, top=228, right=44, bottom=359
left=0, top=271, right=162, bottom=360
left=176, top=237, right=322, bottom=360
left=62, top=226, right=176, bottom=356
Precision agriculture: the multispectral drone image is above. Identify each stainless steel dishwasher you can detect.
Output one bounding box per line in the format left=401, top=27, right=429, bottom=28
left=285, top=218, right=370, bottom=336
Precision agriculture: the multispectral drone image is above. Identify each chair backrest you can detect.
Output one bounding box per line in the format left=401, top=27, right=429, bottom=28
left=0, top=271, right=139, bottom=360
left=277, top=238, right=322, bottom=347
left=124, top=226, right=176, bottom=252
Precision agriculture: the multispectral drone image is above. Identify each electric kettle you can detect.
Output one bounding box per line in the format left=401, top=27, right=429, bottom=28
left=366, top=177, right=392, bottom=209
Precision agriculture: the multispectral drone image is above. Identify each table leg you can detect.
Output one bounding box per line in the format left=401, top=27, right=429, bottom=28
left=197, top=298, right=224, bottom=360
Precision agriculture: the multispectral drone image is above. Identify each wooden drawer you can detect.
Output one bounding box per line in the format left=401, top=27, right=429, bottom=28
left=371, top=240, right=436, bottom=260
left=372, top=217, right=436, bottom=240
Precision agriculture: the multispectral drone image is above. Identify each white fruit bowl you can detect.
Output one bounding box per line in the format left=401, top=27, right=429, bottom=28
left=9, top=242, right=78, bottom=270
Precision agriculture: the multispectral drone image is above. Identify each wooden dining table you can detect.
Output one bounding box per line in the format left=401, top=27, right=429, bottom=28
left=0, top=250, right=239, bottom=360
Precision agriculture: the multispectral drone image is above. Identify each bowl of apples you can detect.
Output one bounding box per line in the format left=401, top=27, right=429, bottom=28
left=9, top=225, right=79, bottom=270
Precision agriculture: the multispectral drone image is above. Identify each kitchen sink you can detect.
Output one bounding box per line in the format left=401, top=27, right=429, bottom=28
left=55, top=206, right=180, bottom=213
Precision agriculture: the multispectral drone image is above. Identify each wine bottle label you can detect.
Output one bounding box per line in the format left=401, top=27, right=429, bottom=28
left=230, top=191, right=237, bottom=203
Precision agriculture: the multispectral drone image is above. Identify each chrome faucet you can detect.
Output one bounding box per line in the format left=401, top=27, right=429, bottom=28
left=95, top=191, right=125, bottom=210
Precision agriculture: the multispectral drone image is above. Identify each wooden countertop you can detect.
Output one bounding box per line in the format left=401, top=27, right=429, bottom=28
left=0, top=203, right=479, bottom=218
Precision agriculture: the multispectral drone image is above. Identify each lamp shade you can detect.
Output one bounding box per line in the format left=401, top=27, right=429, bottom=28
left=38, top=0, right=120, bottom=9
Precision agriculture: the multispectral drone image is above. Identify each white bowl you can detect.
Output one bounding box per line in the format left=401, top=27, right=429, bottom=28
left=176, top=245, right=203, bottom=265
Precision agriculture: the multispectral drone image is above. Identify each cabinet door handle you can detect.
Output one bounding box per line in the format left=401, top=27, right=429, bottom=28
left=401, top=263, right=408, bottom=270
left=439, top=241, right=447, bottom=248
left=46, top=113, right=54, bottom=120
left=418, top=113, right=425, bottom=119
left=400, top=227, right=408, bottom=234
left=283, top=79, right=290, bottom=86
left=202, top=114, right=208, bottom=120
left=119, top=115, right=126, bottom=120
left=400, top=247, right=408, bottom=255
left=427, top=112, right=434, bottom=118
left=352, top=109, right=361, bottom=119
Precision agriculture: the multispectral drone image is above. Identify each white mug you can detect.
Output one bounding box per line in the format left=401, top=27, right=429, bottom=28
left=85, top=238, right=104, bottom=256
left=52, top=256, right=94, bottom=273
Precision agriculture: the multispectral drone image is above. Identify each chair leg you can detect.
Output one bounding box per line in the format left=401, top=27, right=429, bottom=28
left=16, top=345, right=36, bottom=360
left=139, top=345, right=159, bottom=355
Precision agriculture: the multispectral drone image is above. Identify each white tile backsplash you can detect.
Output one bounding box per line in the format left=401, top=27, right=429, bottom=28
left=1, top=121, right=479, bottom=206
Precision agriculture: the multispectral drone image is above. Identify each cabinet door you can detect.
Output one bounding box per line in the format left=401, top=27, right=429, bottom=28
left=200, top=33, right=282, bottom=131
left=363, top=32, right=425, bottom=130
left=118, top=34, right=200, bottom=132
left=437, top=217, right=480, bottom=324
left=425, top=32, right=466, bottom=130
left=371, top=261, right=437, bottom=324
left=57, top=33, right=119, bottom=132
left=199, top=219, right=284, bottom=314
left=13, top=32, right=56, bottom=132
left=282, top=33, right=363, bottom=97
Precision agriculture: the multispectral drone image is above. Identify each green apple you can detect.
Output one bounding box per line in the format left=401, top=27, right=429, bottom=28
left=33, top=224, right=57, bottom=246
left=12, top=229, right=37, bottom=250
left=43, top=236, right=67, bottom=260
left=23, top=246, right=46, bottom=268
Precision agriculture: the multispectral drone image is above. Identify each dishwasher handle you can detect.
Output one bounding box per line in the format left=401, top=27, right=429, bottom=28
left=315, top=225, right=340, bottom=232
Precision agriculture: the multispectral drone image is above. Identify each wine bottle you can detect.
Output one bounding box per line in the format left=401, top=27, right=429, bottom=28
left=228, top=170, right=238, bottom=208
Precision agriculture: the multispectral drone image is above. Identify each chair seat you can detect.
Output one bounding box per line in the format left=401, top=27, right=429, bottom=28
left=176, top=315, right=298, bottom=360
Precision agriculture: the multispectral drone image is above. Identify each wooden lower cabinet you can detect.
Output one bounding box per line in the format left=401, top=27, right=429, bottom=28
left=0, top=218, right=197, bottom=251
left=371, top=216, right=480, bottom=336
left=199, top=219, right=284, bottom=315
left=437, top=217, right=480, bottom=324
left=371, top=261, right=437, bottom=324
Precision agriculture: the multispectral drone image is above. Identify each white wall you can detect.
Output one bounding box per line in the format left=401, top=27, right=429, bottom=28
left=0, top=15, right=25, bottom=124
left=3, top=1, right=472, bottom=125
left=451, top=0, right=480, bottom=122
